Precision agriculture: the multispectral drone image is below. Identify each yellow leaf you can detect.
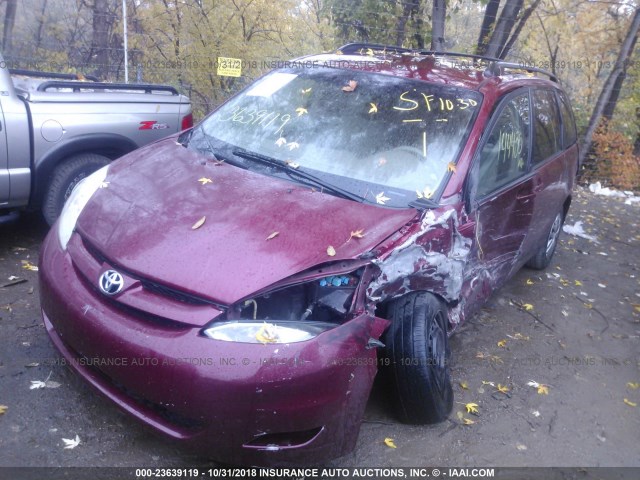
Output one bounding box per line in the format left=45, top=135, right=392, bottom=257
left=584, top=303, right=593, bottom=309
left=295, top=107, right=308, bottom=116
left=560, top=279, right=569, bottom=286
left=198, top=177, right=213, bottom=185
left=21, top=261, right=38, bottom=272
left=266, top=231, right=279, bottom=241
left=626, top=382, right=640, bottom=390
left=623, top=398, right=637, bottom=407
left=191, top=216, right=206, bottom=230
left=574, top=280, right=583, bottom=286
left=327, top=245, right=336, bottom=257
left=368, top=103, right=378, bottom=114
left=462, top=417, right=475, bottom=425
left=447, top=162, right=457, bottom=173
left=459, top=381, right=469, bottom=390
left=465, top=402, right=479, bottom=414
left=365, top=48, right=375, bottom=56
left=255, top=323, right=278, bottom=344
left=526, top=279, right=534, bottom=285
left=342, top=80, right=358, bottom=92
left=537, top=385, right=549, bottom=395
left=497, top=384, right=510, bottom=394
left=384, top=437, right=397, bottom=448
left=522, top=303, right=534, bottom=311
left=497, top=339, right=507, bottom=348
left=348, top=229, right=365, bottom=241
left=0, top=405, right=7, bottom=415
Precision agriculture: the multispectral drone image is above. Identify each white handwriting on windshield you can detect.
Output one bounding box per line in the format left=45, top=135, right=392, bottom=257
left=393, top=91, right=478, bottom=112
left=217, top=106, right=291, bottom=135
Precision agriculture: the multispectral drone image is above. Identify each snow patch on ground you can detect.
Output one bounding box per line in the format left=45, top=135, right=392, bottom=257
left=563, top=221, right=599, bottom=243
left=589, top=182, right=640, bottom=205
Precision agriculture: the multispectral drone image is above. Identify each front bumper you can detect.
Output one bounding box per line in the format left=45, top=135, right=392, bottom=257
left=39, top=230, right=385, bottom=465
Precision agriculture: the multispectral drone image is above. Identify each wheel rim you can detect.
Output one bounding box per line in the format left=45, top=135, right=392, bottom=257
left=545, top=213, right=562, bottom=257
left=427, top=312, right=447, bottom=393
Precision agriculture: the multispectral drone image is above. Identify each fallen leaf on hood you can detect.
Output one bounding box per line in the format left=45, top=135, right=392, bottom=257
left=295, top=107, right=308, bottom=116
left=447, top=162, right=457, bottom=173
left=7, top=275, right=19, bottom=281
left=191, top=216, right=206, bottom=230
left=462, top=417, right=475, bottom=425
left=285, top=160, right=300, bottom=169
left=415, top=187, right=434, bottom=199
left=21, top=261, right=38, bottom=272
left=465, top=402, right=479, bottom=414
left=482, top=380, right=495, bottom=387
left=574, top=280, right=583, bottom=286
left=198, top=177, right=213, bottom=185
left=266, top=231, right=279, bottom=241
left=365, top=48, right=375, bottom=56
left=375, top=192, right=390, bottom=205
left=527, top=380, right=549, bottom=395
left=342, top=80, right=358, bottom=92
left=368, top=103, right=378, bottom=114
left=275, top=137, right=287, bottom=147
left=522, top=303, right=534, bottom=311
left=384, top=437, right=397, bottom=448
left=301, top=88, right=312, bottom=94
left=62, top=435, right=80, bottom=449
left=287, top=142, right=300, bottom=151
left=459, top=381, right=469, bottom=390
left=526, top=279, right=534, bottom=285
left=0, top=405, right=7, bottom=415
left=497, top=339, right=507, bottom=348
left=348, top=229, right=365, bottom=241
left=627, top=382, right=640, bottom=390
left=623, top=398, right=637, bottom=407
left=497, top=384, right=510, bottom=394
left=327, top=245, right=336, bottom=257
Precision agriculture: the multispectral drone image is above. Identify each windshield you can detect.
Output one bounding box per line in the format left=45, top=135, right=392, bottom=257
left=199, top=67, right=481, bottom=207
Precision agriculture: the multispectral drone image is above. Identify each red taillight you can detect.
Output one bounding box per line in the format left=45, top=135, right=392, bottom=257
left=181, top=113, right=193, bottom=130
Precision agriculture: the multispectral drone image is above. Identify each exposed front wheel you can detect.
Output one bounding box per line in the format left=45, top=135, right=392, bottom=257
left=384, top=292, right=453, bottom=424
left=43, top=153, right=110, bottom=226
left=526, top=210, right=564, bottom=270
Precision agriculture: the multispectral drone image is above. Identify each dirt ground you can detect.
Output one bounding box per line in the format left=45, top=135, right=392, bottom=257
left=0, top=186, right=639, bottom=474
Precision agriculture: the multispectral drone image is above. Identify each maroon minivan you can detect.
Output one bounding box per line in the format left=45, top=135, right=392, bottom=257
left=39, top=44, right=578, bottom=465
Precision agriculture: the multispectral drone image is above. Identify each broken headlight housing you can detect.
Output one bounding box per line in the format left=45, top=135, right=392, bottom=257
left=201, top=269, right=362, bottom=344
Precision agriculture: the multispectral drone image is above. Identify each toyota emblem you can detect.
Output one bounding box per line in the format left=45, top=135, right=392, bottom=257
left=99, top=270, right=124, bottom=296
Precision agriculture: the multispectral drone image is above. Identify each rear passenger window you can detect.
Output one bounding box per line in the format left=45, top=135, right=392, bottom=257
left=532, top=89, right=561, bottom=163
left=476, top=93, right=530, bottom=197
left=558, top=92, right=577, bottom=148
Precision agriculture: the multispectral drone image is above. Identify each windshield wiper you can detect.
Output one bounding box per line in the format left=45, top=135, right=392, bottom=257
left=232, top=148, right=366, bottom=203
left=408, top=198, right=439, bottom=210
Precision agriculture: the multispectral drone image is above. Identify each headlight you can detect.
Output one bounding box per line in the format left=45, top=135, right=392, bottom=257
left=201, top=269, right=363, bottom=343
left=202, top=321, right=334, bottom=344
left=57, top=165, right=109, bottom=249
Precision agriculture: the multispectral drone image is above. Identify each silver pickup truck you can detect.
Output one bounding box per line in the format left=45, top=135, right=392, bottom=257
left=0, top=53, right=192, bottom=224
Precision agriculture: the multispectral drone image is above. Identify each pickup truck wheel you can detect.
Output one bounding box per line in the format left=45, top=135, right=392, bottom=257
left=43, top=153, right=110, bottom=225
left=384, top=292, right=453, bottom=424
left=526, top=210, right=564, bottom=270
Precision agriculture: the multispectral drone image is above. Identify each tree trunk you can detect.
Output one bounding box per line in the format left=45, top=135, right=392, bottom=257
left=499, top=0, right=541, bottom=59
left=88, top=0, right=111, bottom=78
left=483, top=0, right=524, bottom=59
left=476, top=0, right=500, bottom=56
left=2, top=0, right=18, bottom=53
left=602, top=35, right=637, bottom=121
left=431, top=0, right=446, bottom=51
left=35, top=0, right=49, bottom=50
left=579, top=7, right=640, bottom=167
left=395, top=0, right=420, bottom=47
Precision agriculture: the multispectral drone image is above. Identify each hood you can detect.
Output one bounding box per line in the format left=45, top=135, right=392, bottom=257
left=77, top=138, right=418, bottom=304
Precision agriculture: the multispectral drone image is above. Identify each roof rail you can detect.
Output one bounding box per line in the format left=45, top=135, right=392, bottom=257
left=336, top=43, right=558, bottom=83
left=36, top=81, right=180, bottom=95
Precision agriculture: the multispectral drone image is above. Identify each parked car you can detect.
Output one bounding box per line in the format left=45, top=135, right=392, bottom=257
left=39, top=43, right=578, bottom=466
left=0, top=52, right=192, bottom=225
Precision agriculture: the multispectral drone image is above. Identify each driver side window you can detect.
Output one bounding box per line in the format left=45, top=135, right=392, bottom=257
left=477, top=93, right=530, bottom=197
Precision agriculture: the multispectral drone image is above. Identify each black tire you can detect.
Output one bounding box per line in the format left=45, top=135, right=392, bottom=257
left=526, top=210, right=564, bottom=270
left=42, top=153, right=110, bottom=226
left=383, top=292, right=453, bottom=424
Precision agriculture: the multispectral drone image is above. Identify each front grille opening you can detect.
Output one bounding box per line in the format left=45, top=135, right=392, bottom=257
left=244, top=427, right=323, bottom=450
